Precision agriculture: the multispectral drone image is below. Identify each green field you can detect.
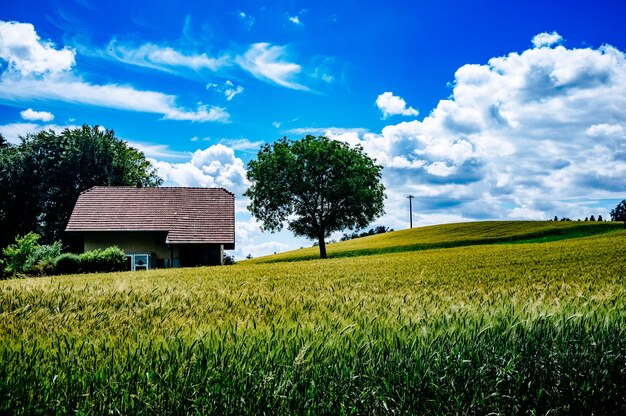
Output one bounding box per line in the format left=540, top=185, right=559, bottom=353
left=248, top=220, right=622, bottom=262
left=1, top=222, right=625, bottom=414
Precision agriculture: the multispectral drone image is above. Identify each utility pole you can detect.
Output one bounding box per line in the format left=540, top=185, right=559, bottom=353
left=407, top=195, right=414, bottom=228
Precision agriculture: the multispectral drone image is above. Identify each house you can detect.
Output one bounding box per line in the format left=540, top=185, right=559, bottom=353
left=65, top=186, right=235, bottom=270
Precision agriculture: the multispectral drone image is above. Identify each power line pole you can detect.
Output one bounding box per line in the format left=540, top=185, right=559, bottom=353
left=407, top=195, right=414, bottom=228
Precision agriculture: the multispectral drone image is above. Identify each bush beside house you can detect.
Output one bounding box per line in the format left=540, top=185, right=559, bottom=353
left=1, top=232, right=127, bottom=278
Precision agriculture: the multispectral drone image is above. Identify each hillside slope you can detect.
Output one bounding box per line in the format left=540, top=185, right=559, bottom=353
left=247, top=220, right=622, bottom=263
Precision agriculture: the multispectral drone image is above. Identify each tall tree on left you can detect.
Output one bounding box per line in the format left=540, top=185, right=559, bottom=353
left=0, top=125, right=162, bottom=248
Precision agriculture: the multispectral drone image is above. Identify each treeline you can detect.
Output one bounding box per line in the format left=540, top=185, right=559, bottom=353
left=340, top=225, right=394, bottom=241
left=0, top=126, right=161, bottom=250
left=311, top=226, right=394, bottom=247
left=551, top=200, right=626, bottom=223
left=551, top=215, right=604, bottom=222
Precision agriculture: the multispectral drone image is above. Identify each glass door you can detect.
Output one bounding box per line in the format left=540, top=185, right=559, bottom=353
left=133, top=254, right=149, bottom=271
left=127, top=253, right=151, bottom=271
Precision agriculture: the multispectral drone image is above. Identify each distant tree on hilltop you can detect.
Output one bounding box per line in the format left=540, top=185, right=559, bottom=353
left=610, top=200, right=626, bottom=228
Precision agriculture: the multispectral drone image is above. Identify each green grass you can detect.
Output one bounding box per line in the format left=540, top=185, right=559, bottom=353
left=1, top=227, right=625, bottom=414
left=247, top=220, right=623, bottom=263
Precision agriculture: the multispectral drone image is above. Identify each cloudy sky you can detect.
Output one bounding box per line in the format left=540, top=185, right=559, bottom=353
left=1, top=1, right=626, bottom=258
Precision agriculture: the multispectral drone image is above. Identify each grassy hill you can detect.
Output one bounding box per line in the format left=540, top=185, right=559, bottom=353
left=1, top=225, right=625, bottom=414
left=248, top=220, right=622, bottom=262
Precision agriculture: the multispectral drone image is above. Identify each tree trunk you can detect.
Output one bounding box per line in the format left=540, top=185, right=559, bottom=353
left=318, top=234, right=327, bottom=259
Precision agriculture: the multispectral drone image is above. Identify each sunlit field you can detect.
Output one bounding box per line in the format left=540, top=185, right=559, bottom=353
left=1, top=226, right=625, bottom=414
left=248, top=220, right=622, bottom=262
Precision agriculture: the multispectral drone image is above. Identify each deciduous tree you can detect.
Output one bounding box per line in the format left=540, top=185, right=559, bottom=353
left=0, top=125, right=162, bottom=248
left=245, top=135, right=386, bottom=258
left=610, top=200, right=626, bottom=228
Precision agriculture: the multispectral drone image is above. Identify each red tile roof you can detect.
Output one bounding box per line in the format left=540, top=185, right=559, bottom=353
left=65, top=187, right=235, bottom=245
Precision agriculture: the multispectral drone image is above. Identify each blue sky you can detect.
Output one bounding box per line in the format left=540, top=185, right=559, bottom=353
left=1, top=1, right=626, bottom=258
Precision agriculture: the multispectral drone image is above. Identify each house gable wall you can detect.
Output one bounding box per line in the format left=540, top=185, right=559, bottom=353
left=84, top=231, right=170, bottom=259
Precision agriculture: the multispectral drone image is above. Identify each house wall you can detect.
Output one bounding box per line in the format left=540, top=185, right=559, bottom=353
left=82, top=232, right=224, bottom=267
left=84, top=231, right=170, bottom=261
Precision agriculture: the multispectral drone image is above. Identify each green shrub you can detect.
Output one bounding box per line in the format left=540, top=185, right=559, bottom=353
left=79, top=246, right=127, bottom=273
left=2, top=232, right=40, bottom=276
left=2, top=233, right=63, bottom=277
left=27, top=241, right=62, bottom=274
left=54, top=253, right=82, bottom=275
left=29, top=258, right=56, bottom=277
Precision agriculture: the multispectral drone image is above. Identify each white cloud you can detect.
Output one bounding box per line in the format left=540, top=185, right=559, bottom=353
left=164, top=104, right=229, bottom=122
left=289, top=16, right=301, bottom=25
left=0, top=122, right=78, bottom=144
left=224, top=84, right=244, bottom=100
left=124, top=141, right=190, bottom=159
left=152, top=144, right=249, bottom=194
left=532, top=32, right=563, bottom=48
left=220, top=138, right=264, bottom=150
left=329, top=35, right=626, bottom=227
left=78, top=30, right=316, bottom=92
left=586, top=123, right=624, bottom=137
left=286, top=127, right=369, bottom=136
left=20, top=108, right=54, bottom=122
left=0, top=77, right=229, bottom=122
left=0, top=21, right=75, bottom=75
left=207, top=80, right=244, bottom=101
left=236, top=43, right=308, bottom=90
left=376, top=92, right=419, bottom=118
left=0, top=20, right=228, bottom=123
left=106, top=41, right=228, bottom=72
left=239, top=240, right=290, bottom=258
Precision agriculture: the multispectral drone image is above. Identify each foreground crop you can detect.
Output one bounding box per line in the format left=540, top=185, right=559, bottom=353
left=1, top=231, right=625, bottom=414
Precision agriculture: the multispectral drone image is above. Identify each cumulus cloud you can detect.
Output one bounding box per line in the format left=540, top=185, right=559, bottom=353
left=0, top=21, right=75, bottom=75
left=236, top=43, right=308, bottom=90
left=586, top=123, right=624, bottom=137
left=330, top=35, right=626, bottom=228
left=20, top=108, right=54, bottom=122
left=0, top=20, right=228, bottom=123
left=532, top=32, right=563, bottom=48
left=289, top=16, right=301, bottom=25
left=376, top=92, right=419, bottom=118
left=152, top=144, right=249, bottom=194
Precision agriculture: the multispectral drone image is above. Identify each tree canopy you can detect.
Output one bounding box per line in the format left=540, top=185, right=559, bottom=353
left=610, top=200, right=626, bottom=226
left=245, top=135, right=386, bottom=258
left=0, top=125, right=162, bottom=248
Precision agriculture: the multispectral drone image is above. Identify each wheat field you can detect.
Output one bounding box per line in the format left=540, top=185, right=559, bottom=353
left=1, top=224, right=625, bottom=414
